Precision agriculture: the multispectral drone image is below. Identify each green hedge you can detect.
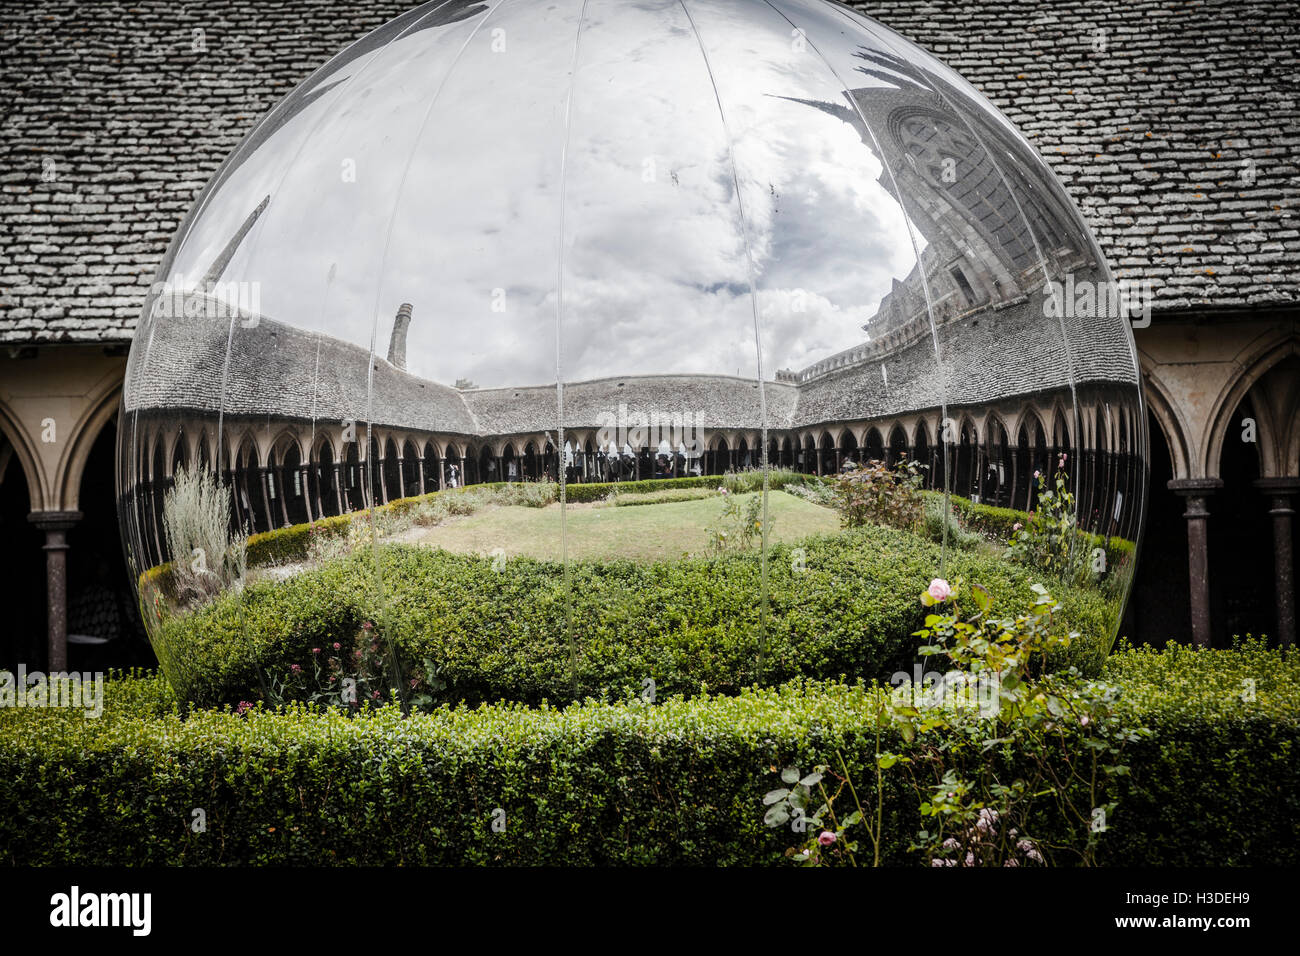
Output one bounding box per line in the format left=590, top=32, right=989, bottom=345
left=1, top=642, right=1294, bottom=866
left=154, top=522, right=1113, bottom=709
left=941, top=492, right=1135, bottom=566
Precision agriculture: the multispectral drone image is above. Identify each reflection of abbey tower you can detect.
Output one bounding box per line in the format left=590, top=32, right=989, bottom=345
left=782, top=52, right=1103, bottom=382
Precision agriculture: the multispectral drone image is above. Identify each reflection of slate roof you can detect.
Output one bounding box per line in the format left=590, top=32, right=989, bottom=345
left=4, top=0, right=1295, bottom=344
left=464, top=376, right=799, bottom=434
left=125, top=305, right=479, bottom=435
left=795, top=273, right=1137, bottom=427
left=125, top=285, right=1134, bottom=434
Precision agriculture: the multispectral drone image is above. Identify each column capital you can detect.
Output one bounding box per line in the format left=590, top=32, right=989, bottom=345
left=1167, top=478, right=1223, bottom=497
left=27, top=510, right=83, bottom=532
left=1252, top=476, right=1300, bottom=495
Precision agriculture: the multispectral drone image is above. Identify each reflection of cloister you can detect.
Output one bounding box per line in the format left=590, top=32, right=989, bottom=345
left=124, top=376, right=1144, bottom=575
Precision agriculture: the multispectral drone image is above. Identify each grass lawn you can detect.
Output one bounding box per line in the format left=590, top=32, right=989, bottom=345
left=408, top=490, right=841, bottom=562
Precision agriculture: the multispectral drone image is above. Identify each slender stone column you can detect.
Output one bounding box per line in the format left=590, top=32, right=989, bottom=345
left=300, top=464, right=314, bottom=523
left=275, top=468, right=290, bottom=527
left=27, top=511, right=82, bottom=673
left=1253, top=477, right=1298, bottom=649
left=333, top=462, right=346, bottom=516
left=1168, top=478, right=1223, bottom=648
left=259, top=468, right=276, bottom=531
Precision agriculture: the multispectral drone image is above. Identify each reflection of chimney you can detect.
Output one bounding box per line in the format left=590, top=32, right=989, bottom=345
left=388, top=303, right=412, bottom=370
left=201, top=194, right=270, bottom=289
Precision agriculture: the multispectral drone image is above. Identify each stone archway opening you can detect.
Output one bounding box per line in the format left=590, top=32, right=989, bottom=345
left=0, top=434, right=46, bottom=671
left=1210, top=397, right=1272, bottom=646
left=68, top=420, right=154, bottom=670
left=1128, top=410, right=1192, bottom=647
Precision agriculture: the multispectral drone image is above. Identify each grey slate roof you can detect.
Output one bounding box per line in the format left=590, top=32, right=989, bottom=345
left=3, top=0, right=1297, bottom=345
left=125, top=303, right=480, bottom=436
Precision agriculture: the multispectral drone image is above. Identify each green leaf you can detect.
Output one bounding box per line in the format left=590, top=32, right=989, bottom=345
left=764, top=805, right=790, bottom=827
left=780, top=767, right=800, bottom=785
left=763, top=788, right=789, bottom=805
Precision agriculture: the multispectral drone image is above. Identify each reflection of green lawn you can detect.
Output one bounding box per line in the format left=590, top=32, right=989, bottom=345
left=409, top=490, right=841, bottom=563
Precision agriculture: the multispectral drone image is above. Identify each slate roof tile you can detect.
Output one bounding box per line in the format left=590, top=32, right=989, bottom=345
left=2, top=0, right=1296, bottom=344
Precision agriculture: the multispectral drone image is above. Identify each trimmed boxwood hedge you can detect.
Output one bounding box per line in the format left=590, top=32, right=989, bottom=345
left=941, top=492, right=1135, bottom=562
left=1, top=642, right=1294, bottom=866
left=155, top=522, right=1115, bottom=708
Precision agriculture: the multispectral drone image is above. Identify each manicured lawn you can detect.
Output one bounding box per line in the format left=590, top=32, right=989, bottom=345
left=408, top=489, right=840, bottom=562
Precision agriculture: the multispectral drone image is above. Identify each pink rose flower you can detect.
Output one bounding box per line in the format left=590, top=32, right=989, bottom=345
left=927, top=578, right=952, bottom=602
left=1034, top=470, right=1041, bottom=479
left=818, top=830, right=837, bottom=847
left=290, top=664, right=301, bottom=674
left=1012, top=522, right=1023, bottom=532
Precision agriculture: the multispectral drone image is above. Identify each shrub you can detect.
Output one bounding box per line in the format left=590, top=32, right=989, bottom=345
left=152, top=522, right=1114, bottom=709
left=783, top=480, right=836, bottom=508
left=769, top=582, right=1144, bottom=866
left=943, top=494, right=1025, bottom=540
left=162, top=465, right=245, bottom=605
left=703, top=491, right=766, bottom=555
left=922, top=494, right=982, bottom=551
left=831, top=460, right=924, bottom=533
left=606, top=488, right=719, bottom=507
left=0, top=643, right=1294, bottom=866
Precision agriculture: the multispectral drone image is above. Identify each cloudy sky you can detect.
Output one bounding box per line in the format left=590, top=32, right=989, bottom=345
left=164, top=0, right=925, bottom=391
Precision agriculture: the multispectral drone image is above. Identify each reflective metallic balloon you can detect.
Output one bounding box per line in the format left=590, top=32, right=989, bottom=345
left=119, top=0, right=1147, bottom=704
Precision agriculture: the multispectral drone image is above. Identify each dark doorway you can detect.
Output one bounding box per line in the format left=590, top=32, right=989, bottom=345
left=1211, top=399, right=1272, bottom=645
left=68, top=421, right=156, bottom=670
left=1126, top=411, right=1191, bottom=647
left=0, top=438, right=46, bottom=671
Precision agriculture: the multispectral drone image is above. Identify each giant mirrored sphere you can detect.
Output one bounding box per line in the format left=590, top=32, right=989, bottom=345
left=119, top=0, right=1148, bottom=708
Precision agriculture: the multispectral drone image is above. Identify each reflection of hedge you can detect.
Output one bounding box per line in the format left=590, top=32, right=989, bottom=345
left=156, top=523, right=1113, bottom=708
left=939, top=492, right=1136, bottom=566
left=145, top=478, right=1135, bottom=584
left=229, top=476, right=805, bottom=567
left=1, top=643, right=1293, bottom=865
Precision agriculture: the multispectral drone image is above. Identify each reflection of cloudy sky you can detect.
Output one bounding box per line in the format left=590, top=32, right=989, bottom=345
left=163, top=0, right=919, bottom=390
